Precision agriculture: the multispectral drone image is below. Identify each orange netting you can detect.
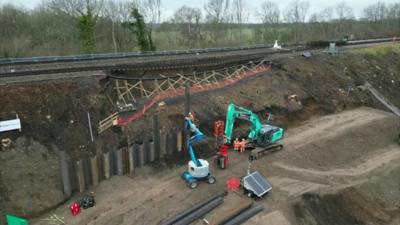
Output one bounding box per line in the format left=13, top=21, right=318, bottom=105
left=117, top=64, right=271, bottom=126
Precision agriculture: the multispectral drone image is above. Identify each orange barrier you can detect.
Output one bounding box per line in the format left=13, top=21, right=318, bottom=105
left=214, top=120, right=225, bottom=137
left=117, top=64, right=271, bottom=126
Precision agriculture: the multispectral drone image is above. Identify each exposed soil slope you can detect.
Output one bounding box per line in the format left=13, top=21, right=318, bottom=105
left=30, top=107, right=400, bottom=225
left=0, top=44, right=399, bottom=223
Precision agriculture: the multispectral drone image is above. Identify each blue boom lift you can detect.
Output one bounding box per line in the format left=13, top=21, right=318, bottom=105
left=181, top=117, right=216, bottom=189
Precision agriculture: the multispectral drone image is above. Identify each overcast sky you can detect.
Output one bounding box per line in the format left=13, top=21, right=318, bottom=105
left=1, top=0, right=399, bottom=22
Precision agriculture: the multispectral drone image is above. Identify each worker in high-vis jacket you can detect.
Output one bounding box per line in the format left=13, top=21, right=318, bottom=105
left=239, top=138, right=248, bottom=153
left=233, top=138, right=240, bottom=151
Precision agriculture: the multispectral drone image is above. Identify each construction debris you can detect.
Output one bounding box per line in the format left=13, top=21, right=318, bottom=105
left=1, top=138, right=12, bottom=148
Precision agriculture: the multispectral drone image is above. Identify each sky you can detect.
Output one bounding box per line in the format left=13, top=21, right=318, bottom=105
left=1, top=0, right=399, bottom=22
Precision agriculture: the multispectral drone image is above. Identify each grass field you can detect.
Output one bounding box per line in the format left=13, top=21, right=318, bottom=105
left=354, top=43, right=400, bottom=55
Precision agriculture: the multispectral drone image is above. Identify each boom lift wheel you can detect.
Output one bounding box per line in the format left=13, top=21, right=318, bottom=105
left=188, top=180, right=198, bottom=189
left=207, top=175, right=216, bottom=184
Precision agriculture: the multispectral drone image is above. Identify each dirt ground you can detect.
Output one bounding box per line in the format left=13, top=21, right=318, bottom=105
left=30, top=107, right=400, bottom=225
left=1, top=44, right=399, bottom=224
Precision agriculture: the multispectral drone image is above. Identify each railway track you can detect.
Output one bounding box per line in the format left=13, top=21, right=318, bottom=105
left=0, top=47, right=297, bottom=78
left=0, top=37, right=397, bottom=81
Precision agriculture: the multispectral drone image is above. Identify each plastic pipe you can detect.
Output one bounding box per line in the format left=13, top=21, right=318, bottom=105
left=175, top=197, right=224, bottom=225
left=222, top=203, right=263, bottom=225
left=160, top=192, right=226, bottom=225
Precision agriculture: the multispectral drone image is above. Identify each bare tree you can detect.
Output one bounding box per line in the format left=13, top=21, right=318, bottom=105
left=363, top=2, right=387, bottom=22
left=284, top=0, right=309, bottom=43
left=47, top=0, right=104, bottom=52
left=284, top=0, right=309, bottom=23
left=140, top=0, right=162, bottom=24
left=204, top=0, right=231, bottom=45
left=232, top=0, right=248, bottom=24
left=309, top=7, right=333, bottom=22
left=48, top=0, right=103, bottom=17
left=258, top=1, right=280, bottom=24
left=204, top=0, right=230, bottom=23
left=320, top=7, right=334, bottom=22
left=386, top=3, right=400, bottom=19
left=335, top=2, right=354, bottom=20
left=172, top=5, right=202, bottom=47
left=103, top=0, right=132, bottom=52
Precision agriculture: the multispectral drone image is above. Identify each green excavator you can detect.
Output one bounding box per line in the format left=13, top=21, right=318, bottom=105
left=224, top=103, right=284, bottom=154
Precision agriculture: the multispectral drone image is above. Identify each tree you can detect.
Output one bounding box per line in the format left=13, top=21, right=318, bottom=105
left=284, top=0, right=309, bottom=23
left=334, top=2, right=354, bottom=39
left=141, top=0, right=162, bottom=24
left=386, top=3, right=400, bottom=19
left=77, top=8, right=96, bottom=53
left=0, top=4, right=31, bottom=57
left=48, top=0, right=104, bottom=53
left=204, top=0, right=230, bottom=23
left=258, top=1, right=280, bottom=24
left=308, top=7, right=335, bottom=40
left=172, top=6, right=202, bottom=48
left=363, top=2, right=387, bottom=22
left=319, top=7, right=334, bottom=22
left=232, top=0, right=247, bottom=24
left=284, top=0, right=309, bottom=43
left=258, top=1, right=280, bottom=42
left=335, top=2, right=354, bottom=20
left=126, top=7, right=155, bottom=51
left=204, top=0, right=231, bottom=45
left=103, top=0, right=132, bottom=52
left=231, top=0, right=248, bottom=44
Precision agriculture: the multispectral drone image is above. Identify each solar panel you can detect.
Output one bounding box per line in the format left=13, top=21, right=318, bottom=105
left=246, top=178, right=263, bottom=195
left=243, top=171, right=272, bottom=197
left=253, top=172, right=272, bottom=190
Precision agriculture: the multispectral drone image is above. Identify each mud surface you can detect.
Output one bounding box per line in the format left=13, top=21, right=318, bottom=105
left=0, top=137, right=64, bottom=219
left=0, top=44, right=399, bottom=223
left=31, top=107, right=400, bottom=225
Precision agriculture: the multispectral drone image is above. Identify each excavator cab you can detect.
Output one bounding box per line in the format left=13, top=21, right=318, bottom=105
left=258, top=124, right=284, bottom=146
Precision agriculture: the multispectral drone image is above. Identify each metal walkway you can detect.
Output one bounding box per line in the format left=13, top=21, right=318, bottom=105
left=362, top=82, right=400, bottom=117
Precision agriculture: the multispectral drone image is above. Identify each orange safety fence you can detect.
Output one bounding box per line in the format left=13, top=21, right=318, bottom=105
left=117, top=64, right=272, bottom=126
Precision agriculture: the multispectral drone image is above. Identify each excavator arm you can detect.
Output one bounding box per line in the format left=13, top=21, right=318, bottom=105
left=224, top=103, right=263, bottom=143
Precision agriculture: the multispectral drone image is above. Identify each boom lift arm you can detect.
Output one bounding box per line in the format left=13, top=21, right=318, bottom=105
left=182, top=116, right=216, bottom=188
left=185, top=117, right=204, bottom=167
